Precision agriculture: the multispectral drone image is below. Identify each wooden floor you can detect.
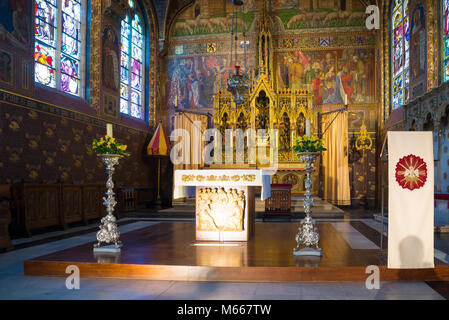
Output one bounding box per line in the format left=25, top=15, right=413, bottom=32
left=24, top=222, right=449, bottom=282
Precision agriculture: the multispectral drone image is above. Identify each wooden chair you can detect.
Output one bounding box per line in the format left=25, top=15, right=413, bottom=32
left=263, top=184, right=292, bottom=221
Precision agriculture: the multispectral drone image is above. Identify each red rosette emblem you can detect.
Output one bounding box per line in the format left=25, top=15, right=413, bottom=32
left=395, top=154, right=427, bottom=191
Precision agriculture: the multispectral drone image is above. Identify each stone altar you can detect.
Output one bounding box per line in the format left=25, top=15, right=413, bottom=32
left=174, top=170, right=271, bottom=241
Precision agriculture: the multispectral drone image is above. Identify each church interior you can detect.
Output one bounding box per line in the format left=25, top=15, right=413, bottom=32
left=1, top=0, right=449, bottom=302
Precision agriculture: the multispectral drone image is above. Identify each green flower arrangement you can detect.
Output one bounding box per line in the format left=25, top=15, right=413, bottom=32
left=293, top=135, right=326, bottom=153
left=91, top=135, right=130, bottom=157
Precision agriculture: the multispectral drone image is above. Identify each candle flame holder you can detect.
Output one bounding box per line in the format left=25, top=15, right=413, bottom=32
left=293, top=152, right=322, bottom=256
left=94, top=153, right=123, bottom=251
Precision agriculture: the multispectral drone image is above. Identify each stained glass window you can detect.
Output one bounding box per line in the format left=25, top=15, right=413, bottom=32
left=391, top=0, right=409, bottom=109
left=34, top=0, right=84, bottom=96
left=120, top=11, right=145, bottom=119
left=443, top=0, right=449, bottom=81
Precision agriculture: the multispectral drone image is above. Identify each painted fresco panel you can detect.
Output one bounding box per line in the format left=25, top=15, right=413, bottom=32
left=409, top=0, right=426, bottom=98
left=171, top=0, right=367, bottom=37
left=0, top=0, right=30, bottom=50
left=0, top=50, right=13, bottom=85
left=276, top=49, right=376, bottom=105
left=167, top=54, right=255, bottom=110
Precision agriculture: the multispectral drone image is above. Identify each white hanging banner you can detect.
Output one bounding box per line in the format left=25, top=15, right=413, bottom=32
left=388, top=131, right=434, bottom=269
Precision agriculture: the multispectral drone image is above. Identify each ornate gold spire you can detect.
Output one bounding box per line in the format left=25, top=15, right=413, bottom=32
left=256, top=0, right=273, bottom=86
left=258, top=0, right=270, bottom=33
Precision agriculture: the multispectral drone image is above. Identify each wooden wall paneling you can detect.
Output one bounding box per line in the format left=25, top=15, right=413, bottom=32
left=28, top=184, right=62, bottom=231
left=11, top=183, right=105, bottom=237
left=0, top=184, right=13, bottom=250
left=82, top=185, right=102, bottom=222
left=135, top=187, right=154, bottom=208
left=62, top=185, right=83, bottom=224
left=0, top=204, right=12, bottom=250
left=11, top=183, right=62, bottom=236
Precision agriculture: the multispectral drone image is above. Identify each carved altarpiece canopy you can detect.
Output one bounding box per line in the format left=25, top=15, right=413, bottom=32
left=212, top=4, right=316, bottom=193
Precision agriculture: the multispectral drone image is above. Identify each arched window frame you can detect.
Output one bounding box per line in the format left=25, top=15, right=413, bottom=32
left=34, top=0, right=87, bottom=97
left=391, top=0, right=410, bottom=110
left=120, top=2, right=146, bottom=120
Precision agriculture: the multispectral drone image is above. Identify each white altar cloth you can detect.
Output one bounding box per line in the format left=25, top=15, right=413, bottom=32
left=174, top=169, right=271, bottom=200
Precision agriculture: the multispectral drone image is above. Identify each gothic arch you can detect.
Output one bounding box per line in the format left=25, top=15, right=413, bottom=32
left=140, top=0, right=160, bottom=125
left=423, top=112, right=434, bottom=131
left=441, top=105, right=449, bottom=129
left=163, top=0, right=196, bottom=55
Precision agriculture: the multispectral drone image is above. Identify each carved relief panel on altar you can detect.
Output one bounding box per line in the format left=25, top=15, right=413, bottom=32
left=197, top=187, right=245, bottom=232
left=195, top=186, right=254, bottom=241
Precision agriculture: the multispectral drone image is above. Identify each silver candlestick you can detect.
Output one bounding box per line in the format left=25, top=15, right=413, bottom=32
left=293, top=152, right=322, bottom=256
left=94, top=154, right=123, bottom=251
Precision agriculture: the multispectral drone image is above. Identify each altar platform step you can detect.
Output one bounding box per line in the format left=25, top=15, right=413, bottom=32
left=255, top=196, right=344, bottom=216
left=166, top=197, right=343, bottom=214
left=24, top=222, right=449, bottom=282
left=129, top=196, right=344, bottom=219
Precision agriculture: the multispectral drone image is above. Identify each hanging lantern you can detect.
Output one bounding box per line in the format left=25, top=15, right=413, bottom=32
left=227, top=66, right=249, bottom=106
left=227, top=0, right=250, bottom=106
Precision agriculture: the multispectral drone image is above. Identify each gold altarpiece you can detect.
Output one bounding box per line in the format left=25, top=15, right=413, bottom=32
left=211, top=4, right=317, bottom=194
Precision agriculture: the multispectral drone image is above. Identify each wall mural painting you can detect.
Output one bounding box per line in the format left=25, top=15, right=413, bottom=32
left=443, top=0, right=449, bottom=81
left=0, top=50, right=12, bottom=85
left=409, top=1, right=426, bottom=98
left=277, top=49, right=375, bottom=105
left=102, top=26, right=120, bottom=92
left=171, top=0, right=367, bottom=37
left=172, top=10, right=255, bottom=37
left=0, top=0, right=30, bottom=50
left=348, top=111, right=365, bottom=131
left=103, top=93, right=118, bottom=118
left=167, top=54, right=255, bottom=110
left=272, top=0, right=300, bottom=9
left=278, top=8, right=366, bottom=30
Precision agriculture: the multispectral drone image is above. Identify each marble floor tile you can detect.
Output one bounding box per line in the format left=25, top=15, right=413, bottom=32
left=255, top=282, right=345, bottom=296
left=167, top=281, right=259, bottom=296
left=331, top=222, right=379, bottom=249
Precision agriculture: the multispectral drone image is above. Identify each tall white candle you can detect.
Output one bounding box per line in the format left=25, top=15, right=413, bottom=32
left=305, top=119, right=311, bottom=137
left=106, top=123, right=113, bottom=138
